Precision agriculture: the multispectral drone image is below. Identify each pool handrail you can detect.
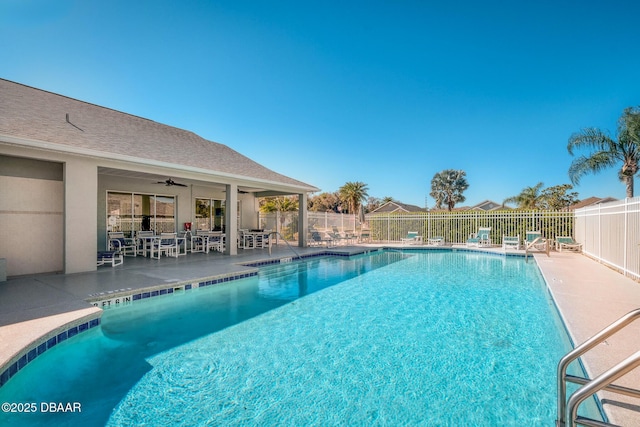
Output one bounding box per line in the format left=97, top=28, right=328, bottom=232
left=556, top=307, right=640, bottom=427
left=267, top=231, right=302, bottom=260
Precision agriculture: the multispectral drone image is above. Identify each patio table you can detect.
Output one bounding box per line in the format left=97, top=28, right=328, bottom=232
left=136, top=234, right=160, bottom=258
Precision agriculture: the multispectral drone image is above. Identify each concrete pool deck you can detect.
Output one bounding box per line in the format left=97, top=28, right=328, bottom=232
left=0, top=245, right=639, bottom=425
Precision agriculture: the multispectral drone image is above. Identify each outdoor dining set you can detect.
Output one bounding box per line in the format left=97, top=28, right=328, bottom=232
left=100, top=228, right=276, bottom=267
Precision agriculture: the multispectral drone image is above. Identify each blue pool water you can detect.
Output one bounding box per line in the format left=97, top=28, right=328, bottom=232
left=0, top=251, right=584, bottom=426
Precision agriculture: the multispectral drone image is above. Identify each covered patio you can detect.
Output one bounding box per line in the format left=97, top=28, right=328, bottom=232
left=0, top=78, right=318, bottom=277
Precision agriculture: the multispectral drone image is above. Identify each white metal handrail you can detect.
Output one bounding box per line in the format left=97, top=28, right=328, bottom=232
left=525, top=236, right=550, bottom=260
left=268, top=231, right=301, bottom=260
left=556, top=308, right=640, bottom=427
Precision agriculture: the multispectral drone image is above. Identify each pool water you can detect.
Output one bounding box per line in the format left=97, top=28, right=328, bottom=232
left=0, top=251, right=587, bottom=426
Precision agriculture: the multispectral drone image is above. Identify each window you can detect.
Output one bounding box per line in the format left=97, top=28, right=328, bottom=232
left=107, top=192, right=176, bottom=236
left=195, top=198, right=225, bottom=231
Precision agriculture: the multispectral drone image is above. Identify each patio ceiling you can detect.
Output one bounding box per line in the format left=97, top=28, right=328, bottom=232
left=97, top=167, right=287, bottom=196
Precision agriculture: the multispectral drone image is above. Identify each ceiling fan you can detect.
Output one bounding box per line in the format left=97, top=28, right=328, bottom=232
left=155, top=178, right=188, bottom=187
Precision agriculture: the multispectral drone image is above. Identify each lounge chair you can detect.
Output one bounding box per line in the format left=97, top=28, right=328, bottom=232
left=466, top=227, right=491, bottom=247
left=427, top=236, right=445, bottom=246
left=555, top=236, right=582, bottom=252
left=309, top=231, right=334, bottom=247
left=358, top=229, right=372, bottom=243
left=328, top=228, right=350, bottom=246
left=525, top=230, right=547, bottom=252
left=502, top=235, right=520, bottom=250
left=97, top=251, right=123, bottom=267
left=332, top=227, right=355, bottom=245
left=108, top=231, right=137, bottom=256
left=401, top=231, right=423, bottom=245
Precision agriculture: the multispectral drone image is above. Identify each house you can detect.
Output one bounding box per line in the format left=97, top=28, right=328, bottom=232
left=370, top=201, right=427, bottom=214
left=566, top=196, right=617, bottom=211
left=430, top=200, right=507, bottom=212
left=0, top=79, right=318, bottom=277
left=469, top=200, right=506, bottom=211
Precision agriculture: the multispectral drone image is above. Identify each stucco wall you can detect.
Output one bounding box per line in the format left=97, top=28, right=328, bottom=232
left=0, top=173, right=63, bottom=276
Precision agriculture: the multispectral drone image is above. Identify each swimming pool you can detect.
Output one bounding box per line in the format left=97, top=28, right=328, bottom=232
left=0, top=250, right=591, bottom=425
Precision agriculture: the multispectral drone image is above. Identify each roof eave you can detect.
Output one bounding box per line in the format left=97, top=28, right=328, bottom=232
left=0, top=133, right=319, bottom=193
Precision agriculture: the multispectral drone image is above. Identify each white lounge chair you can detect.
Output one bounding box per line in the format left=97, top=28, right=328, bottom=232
left=427, top=236, right=445, bottom=246
left=502, top=235, right=520, bottom=250
left=555, top=236, right=582, bottom=252
left=467, top=227, right=491, bottom=247
left=401, top=231, right=423, bottom=245
left=525, top=230, right=547, bottom=251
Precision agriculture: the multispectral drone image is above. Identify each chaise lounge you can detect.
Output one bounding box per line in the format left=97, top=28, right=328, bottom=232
left=502, top=235, right=520, bottom=250
left=467, top=227, right=491, bottom=247
left=555, top=236, right=582, bottom=252
left=401, top=231, right=423, bottom=245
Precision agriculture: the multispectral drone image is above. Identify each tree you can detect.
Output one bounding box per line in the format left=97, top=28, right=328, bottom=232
left=429, top=169, right=469, bottom=211
left=503, top=182, right=545, bottom=209
left=308, top=192, right=340, bottom=212
left=505, top=183, right=580, bottom=210
left=338, top=181, right=369, bottom=215
left=568, top=106, right=640, bottom=198
left=539, top=184, right=580, bottom=210
left=259, top=196, right=298, bottom=213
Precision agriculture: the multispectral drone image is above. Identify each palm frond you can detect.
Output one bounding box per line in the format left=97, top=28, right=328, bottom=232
left=567, top=128, right=615, bottom=155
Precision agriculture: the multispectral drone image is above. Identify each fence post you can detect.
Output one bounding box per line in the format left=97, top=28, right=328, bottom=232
left=624, top=198, right=628, bottom=275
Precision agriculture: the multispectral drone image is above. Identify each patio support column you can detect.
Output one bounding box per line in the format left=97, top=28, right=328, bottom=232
left=298, top=193, right=308, bottom=247
left=64, top=159, right=97, bottom=273
left=224, top=183, right=238, bottom=255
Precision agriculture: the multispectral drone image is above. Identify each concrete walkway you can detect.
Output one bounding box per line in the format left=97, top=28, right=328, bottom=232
left=1, top=245, right=639, bottom=425
left=535, top=251, right=640, bottom=426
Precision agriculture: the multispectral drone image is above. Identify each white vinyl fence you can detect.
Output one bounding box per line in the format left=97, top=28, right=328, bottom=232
left=574, top=197, right=640, bottom=280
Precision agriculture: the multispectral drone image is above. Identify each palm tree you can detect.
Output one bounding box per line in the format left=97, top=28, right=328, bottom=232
left=338, top=182, right=369, bottom=215
left=429, top=169, right=469, bottom=211
left=504, top=182, right=545, bottom=209
left=568, top=106, right=640, bottom=198
left=259, top=196, right=298, bottom=213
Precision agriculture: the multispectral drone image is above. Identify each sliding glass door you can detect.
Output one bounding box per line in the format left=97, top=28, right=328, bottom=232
left=107, top=192, right=176, bottom=236
left=195, top=198, right=225, bottom=231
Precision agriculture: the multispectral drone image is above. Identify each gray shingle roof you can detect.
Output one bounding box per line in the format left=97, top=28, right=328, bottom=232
left=0, top=79, right=317, bottom=191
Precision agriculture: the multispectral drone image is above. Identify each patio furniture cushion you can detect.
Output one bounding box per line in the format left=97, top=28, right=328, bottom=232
left=97, top=251, right=123, bottom=267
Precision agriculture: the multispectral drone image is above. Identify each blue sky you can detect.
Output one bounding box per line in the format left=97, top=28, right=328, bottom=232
left=2, top=1, right=639, bottom=207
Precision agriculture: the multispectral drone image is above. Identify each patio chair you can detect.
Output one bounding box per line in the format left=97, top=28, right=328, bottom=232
left=108, top=232, right=137, bottom=256
left=502, top=234, right=520, bottom=250
left=152, top=232, right=179, bottom=259
left=427, top=236, right=445, bottom=246
left=525, top=230, right=547, bottom=251
left=466, top=227, right=492, bottom=247
left=401, top=231, right=423, bottom=245
left=207, top=232, right=225, bottom=252
left=555, top=236, right=582, bottom=252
